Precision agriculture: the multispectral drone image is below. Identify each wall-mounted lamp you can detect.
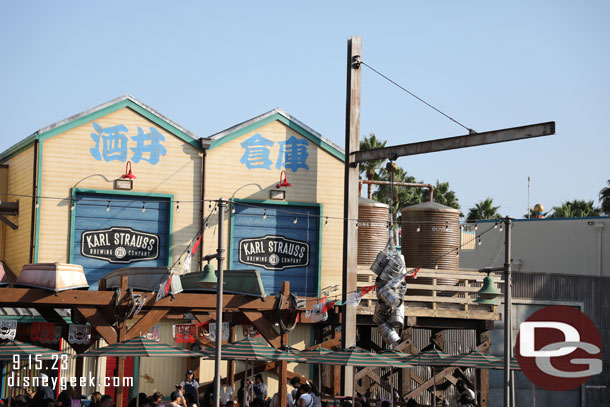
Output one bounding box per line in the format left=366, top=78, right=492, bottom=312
left=114, top=161, right=136, bottom=190
left=276, top=170, right=292, bottom=188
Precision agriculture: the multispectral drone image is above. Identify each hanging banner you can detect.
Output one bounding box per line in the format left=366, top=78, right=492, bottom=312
left=311, top=303, right=328, bottom=323
left=145, top=325, right=161, bottom=342
left=0, top=319, right=18, bottom=340
left=208, top=322, right=230, bottom=342
left=242, top=323, right=258, bottom=338
left=68, top=324, right=92, bottom=345
left=31, top=322, right=56, bottom=343
left=238, top=235, right=309, bottom=270
left=197, top=322, right=210, bottom=339
left=173, top=324, right=196, bottom=344
left=80, top=226, right=160, bottom=264
left=41, top=325, right=63, bottom=344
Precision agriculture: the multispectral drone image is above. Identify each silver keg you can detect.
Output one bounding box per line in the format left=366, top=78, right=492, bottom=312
left=372, top=301, right=392, bottom=324
left=370, top=251, right=390, bottom=275
left=388, top=302, right=404, bottom=329
left=377, top=282, right=402, bottom=308
left=379, top=255, right=405, bottom=282
left=378, top=322, right=400, bottom=345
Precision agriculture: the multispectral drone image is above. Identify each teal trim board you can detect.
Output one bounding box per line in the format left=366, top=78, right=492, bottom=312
left=33, top=140, right=43, bottom=263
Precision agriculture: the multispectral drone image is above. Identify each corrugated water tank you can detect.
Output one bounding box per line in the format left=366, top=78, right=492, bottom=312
left=358, top=197, right=390, bottom=266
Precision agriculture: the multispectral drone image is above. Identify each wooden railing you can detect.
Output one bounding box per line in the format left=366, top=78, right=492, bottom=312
left=357, top=266, right=501, bottom=320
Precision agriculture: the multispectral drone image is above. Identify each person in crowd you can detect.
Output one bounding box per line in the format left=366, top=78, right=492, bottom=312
left=184, top=393, right=197, bottom=407
left=269, top=390, right=293, bottom=407
left=289, top=377, right=301, bottom=403
left=169, top=391, right=184, bottom=407
left=249, top=399, right=265, bottom=407
left=296, top=383, right=312, bottom=407
left=252, top=375, right=267, bottom=401
left=456, top=380, right=477, bottom=407
left=90, top=392, right=102, bottom=407
left=405, top=399, right=419, bottom=407
left=180, top=370, right=200, bottom=405
left=99, top=395, right=113, bottom=407
left=305, top=382, right=320, bottom=407
left=237, top=379, right=251, bottom=407
left=150, top=392, right=164, bottom=407
left=225, top=401, right=234, bottom=407
left=32, top=373, right=55, bottom=407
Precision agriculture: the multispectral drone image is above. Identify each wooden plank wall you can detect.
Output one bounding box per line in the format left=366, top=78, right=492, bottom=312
left=3, top=147, right=34, bottom=273
left=204, top=120, right=344, bottom=294
left=37, top=107, right=202, bottom=271
left=0, top=165, right=8, bottom=260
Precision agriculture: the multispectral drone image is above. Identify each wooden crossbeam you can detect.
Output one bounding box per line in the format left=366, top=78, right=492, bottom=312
left=352, top=122, right=555, bottom=163
left=241, top=310, right=281, bottom=348
left=74, top=307, right=117, bottom=345
left=126, top=309, right=169, bottom=340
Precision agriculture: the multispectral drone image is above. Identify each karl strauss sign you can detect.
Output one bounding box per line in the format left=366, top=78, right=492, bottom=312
left=239, top=235, right=309, bottom=270
left=81, top=226, right=160, bottom=263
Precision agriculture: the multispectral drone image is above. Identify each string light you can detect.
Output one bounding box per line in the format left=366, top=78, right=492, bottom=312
left=142, top=202, right=146, bottom=213
left=176, top=202, right=180, bottom=213
left=263, top=209, right=267, bottom=220
left=474, top=223, right=478, bottom=231
left=232, top=205, right=236, bottom=214
left=494, top=222, right=498, bottom=229
left=478, top=236, right=482, bottom=246
left=293, top=215, right=298, bottom=224
left=208, top=202, right=212, bottom=210
left=35, top=200, right=39, bottom=209
left=205, top=221, right=209, bottom=230
left=70, top=200, right=75, bottom=211
left=499, top=222, right=504, bottom=232
left=444, top=221, right=449, bottom=232
left=355, top=221, right=359, bottom=228
left=106, top=201, right=111, bottom=212
left=324, top=217, right=328, bottom=227
left=416, top=223, right=420, bottom=233
left=435, top=264, right=439, bottom=270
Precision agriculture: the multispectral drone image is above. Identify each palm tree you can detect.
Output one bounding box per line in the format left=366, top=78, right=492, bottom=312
left=550, top=200, right=600, bottom=218
left=373, top=165, right=420, bottom=242
left=420, top=180, right=460, bottom=210
left=600, top=180, right=610, bottom=215
left=466, top=198, right=501, bottom=221
left=359, top=133, right=387, bottom=199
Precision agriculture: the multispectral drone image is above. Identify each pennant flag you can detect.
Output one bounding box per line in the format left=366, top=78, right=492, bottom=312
left=344, top=292, right=363, bottom=306
left=0, top=320, right=18, bottom=341
left=360, top=285, right=376, bottom=295
left=191, top=235, right=202, bottom=255
left=406, top=267, right=421, bottom=279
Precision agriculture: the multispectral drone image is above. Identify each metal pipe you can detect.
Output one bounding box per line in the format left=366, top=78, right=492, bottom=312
left=360, top=179, right=435, bottom=202
left=503, top=217, right=513, bottom=407
left=214, top=198, right=226, bottom=407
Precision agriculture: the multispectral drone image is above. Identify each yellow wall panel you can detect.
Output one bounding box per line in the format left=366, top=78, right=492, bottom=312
left=3, top=146, right=35, bottom=273
left=37, top=107, right=203, bottom=271
left=203, top=120, right=344, bottom=295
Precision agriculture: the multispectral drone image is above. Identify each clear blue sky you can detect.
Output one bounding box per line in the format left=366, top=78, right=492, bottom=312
left=1, top=1, right=608, bottom=217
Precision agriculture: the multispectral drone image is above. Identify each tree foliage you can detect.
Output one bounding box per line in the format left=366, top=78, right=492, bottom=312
left=421, top=180, right=460, bottom=211
left=600, top=180, right=610, bottom=215
left=359, top=133, right=387, bottom=199
left=466, top=198, right=502, bottom=221
left=549, top=200, right=600, bottom=218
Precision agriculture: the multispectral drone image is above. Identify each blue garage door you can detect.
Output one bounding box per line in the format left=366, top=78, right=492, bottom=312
left=71, top=192, right=170, bottom=289
left=230, top=202, right=320, bottom=297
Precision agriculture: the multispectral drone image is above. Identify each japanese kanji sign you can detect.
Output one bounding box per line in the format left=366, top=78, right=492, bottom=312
left=89, top=122, right=167, bottom=164
left=240, top=133, right=309, bottom=171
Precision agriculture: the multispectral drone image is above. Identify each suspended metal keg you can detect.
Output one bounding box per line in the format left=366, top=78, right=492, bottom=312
left=377, top=282, right=402, bottom=308
left=370, top=251, right=391, bottom=275
left=378, top=322, right=400, bottom=345
left=372, top=301, right=392, bottom=324
left=379, top=255, right=405, bottom=282
left=388, top=302, right=405, bottom=329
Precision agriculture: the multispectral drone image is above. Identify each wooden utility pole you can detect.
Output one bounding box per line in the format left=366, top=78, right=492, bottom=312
left=342, top=35, right=362, bottom=396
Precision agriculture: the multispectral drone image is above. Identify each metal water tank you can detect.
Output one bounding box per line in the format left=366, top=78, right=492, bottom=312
left=400, top=201, right=460, bottom=270
left=358, top=197, right=390, bottom=266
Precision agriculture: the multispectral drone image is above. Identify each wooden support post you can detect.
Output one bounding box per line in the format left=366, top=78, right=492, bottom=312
left=342, top=34, right=362, bottom=397
left=228, top=324, right=237, bottom=390
left=278, top=282, right=289, bottom=407
left=399, top=328, right=413, bottom=399
left=477, top=327, right=491, bottom=407
left=116, top=276, right=128, bottom=407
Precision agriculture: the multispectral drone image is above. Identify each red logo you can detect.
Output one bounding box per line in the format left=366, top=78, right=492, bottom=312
left=516, top=305, right=602, bottom=391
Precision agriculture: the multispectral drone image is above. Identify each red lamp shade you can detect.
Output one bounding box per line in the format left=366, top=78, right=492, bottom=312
left=122, top=161, right=137, bottom=179
left=276, top=170, right=291, bottom=188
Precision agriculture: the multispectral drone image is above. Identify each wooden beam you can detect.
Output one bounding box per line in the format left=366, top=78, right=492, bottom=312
left=126, top=309, right=169, bottom=340
left=74, top=307, right=117, bottom=345
left=342, top=34, right=362, bottom=398
left=0, top=287, right=315, bottom=311
left=116, top=276, right=128, bottom=407
left=241, top=311, right=281, bottom=348
left=353, top=122, right=556, bottom=163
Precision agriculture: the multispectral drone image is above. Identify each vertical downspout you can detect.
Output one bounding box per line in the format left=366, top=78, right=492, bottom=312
left=29, top=138, right=39, bottom=263
left=199, top=138, right=212, bottom=272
